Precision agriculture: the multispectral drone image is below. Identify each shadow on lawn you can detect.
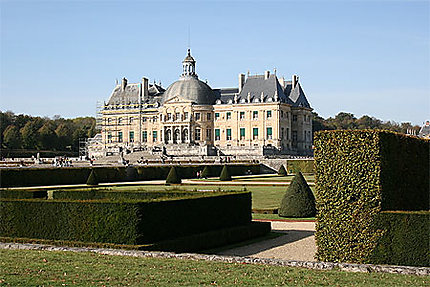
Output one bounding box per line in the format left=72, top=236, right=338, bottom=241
left=216, top=229, right=315, bottom=257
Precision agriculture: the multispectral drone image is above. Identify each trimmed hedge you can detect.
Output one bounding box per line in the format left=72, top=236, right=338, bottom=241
left=286, top=159, right=314, bottom=174
left=314, top=130, right=429, bottom=264
left=0, top=192, right=252, bottom=244
left=165, top=167, right=181, bottom=184
left=219, top=165, right=232, bottom=181
left=86, top=169, right=98, bottom=186
left=0, top=189, right=47, bottom=199
left=278, top=165, right=287, bottom=176
left=278, top=172, right=315, bottom=218
left=0, top=164, right=261, bottom=187
left=369, top=211, right=429, bottom=267
left=50, top=189, right=194, bottom=201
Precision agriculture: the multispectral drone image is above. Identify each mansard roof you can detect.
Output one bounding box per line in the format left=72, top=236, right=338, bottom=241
left=107, top=83, right=165, bottom=106
left=288, top=82, right=311, bottom=108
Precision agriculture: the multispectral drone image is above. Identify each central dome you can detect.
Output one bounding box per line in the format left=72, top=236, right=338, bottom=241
left=162, top=76, right=216, bottom=105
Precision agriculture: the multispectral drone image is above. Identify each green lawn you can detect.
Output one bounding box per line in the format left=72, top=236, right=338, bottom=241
left=1, top=249, right=427, bottom=286
left=49, top=183, right=312, bottom=210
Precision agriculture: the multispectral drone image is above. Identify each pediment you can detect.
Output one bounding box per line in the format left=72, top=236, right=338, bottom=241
left=163, top=95, right=192, bottom=104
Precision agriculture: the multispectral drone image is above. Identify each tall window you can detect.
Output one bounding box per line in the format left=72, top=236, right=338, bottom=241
left=206, top=129, right=211, bottom=140
left=129, top=117, right=134, bottom=124
left=240, top=111, right=245, bottom=120
left=152, top=131, right=157, bottom=142
left=175, top=112, right=180, bottom=121
left=215, top=129, right=220, bottom=140
left=281, top=111, right=284, bottom=118
left=207, top=113, right=211, bottom=121
left=253, top=128, right=258, bottom=140
left=118, top=118, right=123, bottom=124
left=195, top=113, right=201, bottom=121
left=226, top=112, right=231, bottom=120
left=293, top=115, right=297, bottom=122
left=226, top=128, right=232, bottom=140
left=266, top=127, right=272, bottom=139
left=143, top=131, right=147, bottom=142
left=266, top=110, right=272, bottom=118
left=253, top=111, right=258, bottom=120
left=184, top=112, right=189, bottom=120
left=240, top=128, right=245, bottom=140
left=167, top=113, right=172, bottom=121
left=215, top=113, right=220, bottom=120
left=108, top=132, right=112, bottom=143
left=118, top=131, right=123, bottom=143
left=195, top=128, right=201, bottom=141
left=281, top=128, right=284, bottom=139
left=287, top=128, right=289, bottom=140
left=129, top=131, right=134, bottom=142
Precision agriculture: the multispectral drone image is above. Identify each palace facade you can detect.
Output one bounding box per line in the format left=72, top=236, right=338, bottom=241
left=96, top=49, right=313, bottom=157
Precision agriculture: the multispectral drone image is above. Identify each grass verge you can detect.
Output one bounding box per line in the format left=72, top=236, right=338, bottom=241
left=0, top=249, right=428, bottom=286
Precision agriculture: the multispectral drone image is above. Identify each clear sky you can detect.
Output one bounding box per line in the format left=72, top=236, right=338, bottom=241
left=1, top=0, right=429, bottom=125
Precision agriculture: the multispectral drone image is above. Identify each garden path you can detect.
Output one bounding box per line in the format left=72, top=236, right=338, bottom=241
left=217, top=221, right=316, bottom=262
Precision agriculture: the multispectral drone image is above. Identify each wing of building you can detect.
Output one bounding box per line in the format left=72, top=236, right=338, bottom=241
left=95, top=49, right=313, bottom=157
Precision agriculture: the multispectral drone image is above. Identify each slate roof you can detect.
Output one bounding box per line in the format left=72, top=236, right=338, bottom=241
left=106, top=83, right=165, bottom=107
left=288, top=82, right=311, bottom=108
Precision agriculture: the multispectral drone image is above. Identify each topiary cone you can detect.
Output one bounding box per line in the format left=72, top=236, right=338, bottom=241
left=166, top=166, right=181, bottom=185
left=278, top=164, right=287, bottom=176
left=86, top=169, right=99, bottom=186
left=219, top=165, right=232, bottom=181
left=279, top=171, right=316, bottom=217
left=201, top=166, right=211, bottom=178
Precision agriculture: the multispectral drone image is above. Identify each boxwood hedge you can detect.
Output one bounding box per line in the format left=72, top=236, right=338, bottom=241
left=0, top=191, right=251, bottom=244
left=314, top=130, right=429, bottom=264
left=0, top=164, right=261, bottom=188
left=286, top=159, right=314, bottom=174
left=369, top=211, right=429, bottom=267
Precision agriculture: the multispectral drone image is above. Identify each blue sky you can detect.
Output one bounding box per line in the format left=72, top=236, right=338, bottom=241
left=1, top=0, right=429, bottom=125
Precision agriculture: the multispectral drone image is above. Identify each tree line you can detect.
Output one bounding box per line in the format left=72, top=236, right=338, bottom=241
left=1, top=111, right=96, bottom=152
left=312, top=112, right=420, bottom=134
left=0, top=110, right=421, bottom=152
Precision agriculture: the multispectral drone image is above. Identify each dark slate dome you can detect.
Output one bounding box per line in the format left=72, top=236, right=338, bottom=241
left=162, top=76, right=217, bottom=105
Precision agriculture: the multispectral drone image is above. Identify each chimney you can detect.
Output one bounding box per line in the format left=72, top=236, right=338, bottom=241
left=142, top=77, right=149, bottom=99
left=121, top=77, right=128, bottom=91
left=238, top=73, right=245, bottom=93
left=292, top=74, right=299, bottom=88
left=264, top=70, right=270, bottom=80
left=279, top=77, right=285, bottom=89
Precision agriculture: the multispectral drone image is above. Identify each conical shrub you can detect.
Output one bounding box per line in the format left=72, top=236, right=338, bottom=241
left=279, top=172, right=315, bottom=217
left=166, top=166, right=181, bottom=185
left=278, top=164, right=287, bottom=176
left=86, top=169, right=99, bottom=186
left=126, top=166, right=138, bottom=181
left=201, top=166, right=211, bottom=178
left=219, top=165, right=232, bottom=181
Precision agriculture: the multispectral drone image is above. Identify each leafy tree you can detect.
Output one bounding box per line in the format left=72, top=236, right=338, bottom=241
left=38, top=122, right=58, bottom=150
left=20, top=119, right=43, bottom=149
left=3, top=125, right=21, bottom=149
left=55, top=123, right=73, bottom=150
left=279, top=172, right=316, bottom=218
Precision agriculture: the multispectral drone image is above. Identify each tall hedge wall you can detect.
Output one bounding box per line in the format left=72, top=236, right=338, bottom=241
left=0, top=164, right=261, bottom=188
left=314, top=130, right=429, bottom=264
left=369, top=211, right=429, bottom=267
left=0, top=192, right=251, bottom=244
left=286, top=159, right=314, bottom=174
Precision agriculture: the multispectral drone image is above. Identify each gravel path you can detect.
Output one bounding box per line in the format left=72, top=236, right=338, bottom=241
left=217, top=221, right=316, bottom=262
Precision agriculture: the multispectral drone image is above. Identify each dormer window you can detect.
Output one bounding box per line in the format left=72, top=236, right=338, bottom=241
left=216, top=99, right=222, bottom=104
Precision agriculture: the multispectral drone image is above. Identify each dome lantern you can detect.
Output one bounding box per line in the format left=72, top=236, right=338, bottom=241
left=182, top=48, right=197, bottom=78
